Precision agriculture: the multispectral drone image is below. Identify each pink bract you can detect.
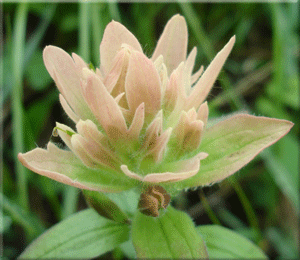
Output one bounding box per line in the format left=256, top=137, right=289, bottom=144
left=18, top=15, right=293, bottom=193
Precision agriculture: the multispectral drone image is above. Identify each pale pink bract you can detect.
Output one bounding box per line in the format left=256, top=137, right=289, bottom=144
left=18, top=15, right=293, bottom=193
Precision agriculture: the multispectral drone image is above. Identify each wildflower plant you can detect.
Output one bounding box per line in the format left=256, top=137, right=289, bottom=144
left=18, top=15, right=293, bottom=259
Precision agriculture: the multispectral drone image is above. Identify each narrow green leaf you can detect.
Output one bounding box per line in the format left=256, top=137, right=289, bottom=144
left=228, top=177, right=263, bottom=243
left=177, top=114, right=294, bottom=189
left=197, top=225, right=267, bottom=259
left=261, top=148, right=299, bottom=213
left=269, top=4, right=299, bottom=109
left=79, top=1, right=90, bottom=62
left=131, top=206, right=208, bottom=258
left=3, top=4, right=56, bottom=104
left=1, top=193, right=45, bottom=240
left=12, top=2, right=29, bottom=211
left=83, top=190, right=130, bottom=224
left=19, top=209, right=130, bottom=259
left=24, top=4, right=56, bottom=65
left=91, top=3, right=104, bottom=65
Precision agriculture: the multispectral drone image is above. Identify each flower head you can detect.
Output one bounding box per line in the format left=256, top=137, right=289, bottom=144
left=19, top=15, right=293, bottom=200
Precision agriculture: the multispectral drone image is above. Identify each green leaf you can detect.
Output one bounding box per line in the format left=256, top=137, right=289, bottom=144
left=19, top=209, right=130, bottom=259
left=261, top=148, right=299, bottom=213
left=1, top=193, right=45, bottom=240
left=2, top=4, right=56, bottom=105
left=266, top=227, right=299, bottom=259
left=269, top=4, right=299, bottom=109
left=120, top=240, right=137, bottom=259
left=106, top=188, right=139, bottom=217
left=131, top=206, right=208, bottom=258
left=83, top=190, right=130, bottom=224
left=197, top=225, right=267, bottom=259
left=176, top=114, right=294, bottom=189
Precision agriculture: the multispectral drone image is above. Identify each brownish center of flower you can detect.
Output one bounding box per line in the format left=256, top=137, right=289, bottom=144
left=138, top=185, right=171, bottom=217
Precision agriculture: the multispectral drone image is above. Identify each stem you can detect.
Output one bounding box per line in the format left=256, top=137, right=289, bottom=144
left=228, top=176, right=263, bottom=242
left=61, top=186, right=79, bottom=219
left=199, top=190, right=221, bottom=225
left=12, top=2, right=29, bottom=212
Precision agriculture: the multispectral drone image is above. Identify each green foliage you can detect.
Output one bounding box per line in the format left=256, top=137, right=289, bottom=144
left=19, top=209, right=130, bottom=259
left=131, top=206, right=208, bottom=258
left=1, top=193, right=45, bottom=241
left=197, top=225, right=267, bottom=259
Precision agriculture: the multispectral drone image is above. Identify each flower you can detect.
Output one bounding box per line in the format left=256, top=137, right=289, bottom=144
left=18, top=15, right=293, bottom=198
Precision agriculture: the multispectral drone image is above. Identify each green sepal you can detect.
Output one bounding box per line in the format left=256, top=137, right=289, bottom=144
left=197, top=225, right=267, bottom=259
left=89, top=62, right=96, bottom=71
left=52, top=126, right=75, bottom=137
left=83, top=190, right=130, bottom=224
left=131, top=206, right=208, bottom=258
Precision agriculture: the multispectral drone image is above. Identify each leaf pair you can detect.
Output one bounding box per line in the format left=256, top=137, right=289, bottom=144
left=20, top=206, right=267, bottom=259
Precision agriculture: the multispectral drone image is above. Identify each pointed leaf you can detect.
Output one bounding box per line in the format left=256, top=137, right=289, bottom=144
left=19, top=209, right=130, bottom=259
left=131, top=206, right=208, bottom=258
left=177, top=114, right=294, bottom=189
left=197, top=225, right=267, bottom=259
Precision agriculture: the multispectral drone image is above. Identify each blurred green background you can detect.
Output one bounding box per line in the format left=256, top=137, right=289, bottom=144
left=2, top=2, right=299, bottom=259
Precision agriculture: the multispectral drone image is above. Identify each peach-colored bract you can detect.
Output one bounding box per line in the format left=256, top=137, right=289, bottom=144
left=19, top=15, right=293, bottom=193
